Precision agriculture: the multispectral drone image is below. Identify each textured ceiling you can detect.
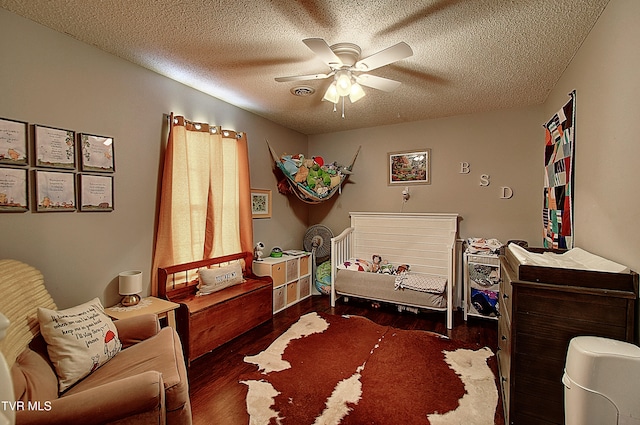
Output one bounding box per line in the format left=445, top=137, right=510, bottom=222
left=1, top=0, right=609, bottom=135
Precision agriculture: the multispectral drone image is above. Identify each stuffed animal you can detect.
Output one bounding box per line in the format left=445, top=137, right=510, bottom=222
left=396, top=264, right=410, bottom=274
left=277, top=178, right=291, bottom=195
left=254, top=242, right=265, bottom=261
left=295, top=165, right=309, bottom=183
left=380, top=263, right=394, bottom=274
left=280, top=155, right=299, bottom=175
left=372, top=255, right=382, bottom=273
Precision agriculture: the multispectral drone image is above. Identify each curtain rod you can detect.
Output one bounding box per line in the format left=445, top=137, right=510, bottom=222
left=164, top=113, right=243, bottom=138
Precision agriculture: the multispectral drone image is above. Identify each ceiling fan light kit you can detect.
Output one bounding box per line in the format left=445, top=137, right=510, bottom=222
left=276, top=38, right=413, bottom=118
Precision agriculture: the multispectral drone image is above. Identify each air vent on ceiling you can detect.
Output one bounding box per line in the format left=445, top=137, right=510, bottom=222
left=291, top=86, right=316, bottom=96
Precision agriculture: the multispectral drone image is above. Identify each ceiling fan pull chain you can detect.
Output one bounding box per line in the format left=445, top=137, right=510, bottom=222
left=341, top=97, right=345, bottom=119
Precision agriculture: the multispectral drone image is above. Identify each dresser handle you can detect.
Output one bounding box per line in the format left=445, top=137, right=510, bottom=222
left=501, top=335, right=508, bottom=341
left=502, top=293, right=509, bottom=299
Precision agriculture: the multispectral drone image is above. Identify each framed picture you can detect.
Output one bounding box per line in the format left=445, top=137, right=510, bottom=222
left=35, top=170, right=76, bottom=212
left=0, top=117, right=28, bottom=166
left=34, top=124, right=76, bottom=169
left=388, top=149, right=431, bottom=185
left=0, top=167, right=28, bottom=212
left=251, top=189, right=271, bottom=219
left=80, top=133, right=115, bottom=173
left=79, top=174, right=114, bottom=211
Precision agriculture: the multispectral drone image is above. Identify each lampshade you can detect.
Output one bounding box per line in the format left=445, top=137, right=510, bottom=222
left=323, top=82, right=339, bottom=103
left=349, top=83, right=366, bottom=103
left=335, top=70, right=352, bottom=97
left=119, top=270, right=142, bottom=306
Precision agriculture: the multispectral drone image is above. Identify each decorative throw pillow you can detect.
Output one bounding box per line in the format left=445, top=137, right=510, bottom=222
left=37, top=297, right=122, bottom=392
left=197, top=262, right=245, bottom=296
left=337, top=258, right=372, bottom=272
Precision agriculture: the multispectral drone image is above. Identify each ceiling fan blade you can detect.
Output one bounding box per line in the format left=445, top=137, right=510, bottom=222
left=275, top=72, right=333, bottom=82
left=355, top=74, right=402, bottom=92
left=303, top=38, right=343, bottom=68
left=354, top=42, right=413, bottom=71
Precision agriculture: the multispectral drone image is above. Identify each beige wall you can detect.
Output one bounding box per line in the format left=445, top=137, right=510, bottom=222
left=0, top=9, right=307, bottom=308
left=544, top=0, right=640, bottom=273
left=308, top=0, right=640, bottom=275
left=308, top=106, right=544, bottom=246
left=1, top=0, right=638, bottom=310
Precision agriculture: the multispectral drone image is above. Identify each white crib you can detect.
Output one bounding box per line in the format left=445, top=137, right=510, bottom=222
left=330, top=212, right=459, bottom=329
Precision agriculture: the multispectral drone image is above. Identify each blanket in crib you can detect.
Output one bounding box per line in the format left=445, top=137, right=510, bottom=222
left=394, top=273, right=447, bottom=294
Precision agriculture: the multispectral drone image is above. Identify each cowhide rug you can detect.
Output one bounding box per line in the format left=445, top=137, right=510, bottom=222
left=240, top=312, right=501, bottom=425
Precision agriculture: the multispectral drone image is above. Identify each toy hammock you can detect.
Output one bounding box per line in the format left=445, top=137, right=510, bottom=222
left=267, top=140, right=360, bottom=204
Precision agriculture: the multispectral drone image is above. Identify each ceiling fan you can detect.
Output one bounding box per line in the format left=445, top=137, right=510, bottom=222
left=275, top=38, right=413, bottom=108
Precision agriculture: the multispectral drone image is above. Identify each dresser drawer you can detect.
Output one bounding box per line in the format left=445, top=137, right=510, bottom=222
left=499, top=258, right=515, bottom=320
left=497, top=350, right=510, bottom=425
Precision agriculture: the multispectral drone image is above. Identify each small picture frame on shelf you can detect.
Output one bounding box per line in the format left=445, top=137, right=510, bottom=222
left=34, top=124, right=76, bottom=170
left=251, top=189, right=271, bottom=219
left=0, top=167, right=28, bottom=212
left=0, top=117, right=28, bottom=166
left=35, top=170, right=76, bottom=212
left=79, top=174, right=114, bottom=212
left=388, top=149, right=431, bottom=185
left=80, top=133, right=115, bottom=173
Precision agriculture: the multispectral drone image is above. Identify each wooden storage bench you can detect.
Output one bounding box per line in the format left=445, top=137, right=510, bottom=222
left=158, top=252, right=273, bottom=364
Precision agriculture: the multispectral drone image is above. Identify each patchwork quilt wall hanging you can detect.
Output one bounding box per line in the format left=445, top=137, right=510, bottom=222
left=543, top=91, right=575, bottom=249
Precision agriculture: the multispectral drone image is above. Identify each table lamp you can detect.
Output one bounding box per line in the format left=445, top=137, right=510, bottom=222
left=119, top=270, right=142, bottom=306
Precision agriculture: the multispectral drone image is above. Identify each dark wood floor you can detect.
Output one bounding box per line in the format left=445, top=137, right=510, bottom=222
left=188, top=295, right=499, bottom=425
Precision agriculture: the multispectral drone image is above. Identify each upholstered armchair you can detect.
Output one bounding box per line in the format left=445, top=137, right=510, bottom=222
left=0, top=259, right=192, bottom=425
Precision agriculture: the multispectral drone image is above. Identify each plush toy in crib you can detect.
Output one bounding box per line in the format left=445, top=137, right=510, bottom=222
left=396, top=264, right=410, bottom=274
left=380, top=263, right=394, bottom=274
left=372, top=255, right=382, bottom=273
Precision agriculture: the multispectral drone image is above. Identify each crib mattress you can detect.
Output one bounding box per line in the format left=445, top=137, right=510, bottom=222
left=335, top=269, right=447, bottom=309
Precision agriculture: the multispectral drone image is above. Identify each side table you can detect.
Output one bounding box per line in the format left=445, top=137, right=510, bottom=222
left=105, top=296, right=180, bottom=330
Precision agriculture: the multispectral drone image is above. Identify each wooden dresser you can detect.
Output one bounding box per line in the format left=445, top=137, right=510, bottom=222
left=498, top=249, right=638, bottom=425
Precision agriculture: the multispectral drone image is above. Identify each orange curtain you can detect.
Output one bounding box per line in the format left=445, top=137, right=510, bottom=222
left=151, top=114, right=253, bottom=295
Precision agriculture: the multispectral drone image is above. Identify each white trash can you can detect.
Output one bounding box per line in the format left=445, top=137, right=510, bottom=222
left=563, top=336, right=640, bottom=425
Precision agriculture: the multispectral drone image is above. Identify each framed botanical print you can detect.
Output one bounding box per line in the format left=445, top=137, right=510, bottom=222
left=251, top=189, right=271, bottom=219
left=388, top=149, right=431, bottom=185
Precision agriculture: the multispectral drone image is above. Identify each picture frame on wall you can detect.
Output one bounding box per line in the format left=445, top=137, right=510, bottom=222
left=388, top=149, right=431, bottom=185
left=35, top=170, right=76, bottom=212
left=80, top=133, right=115, bottom=173
left=251, top=188, right=271, bottom=219
left=79, top=174, right=114, bottom=212
left=34, top=124, right=76, bottom=170
left=0, top=167, right=28, bottom=212
left=0, top=117, right=28, bottom=166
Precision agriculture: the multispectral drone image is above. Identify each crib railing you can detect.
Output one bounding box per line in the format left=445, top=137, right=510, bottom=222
left=330, top=227, right=354, bottom=307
